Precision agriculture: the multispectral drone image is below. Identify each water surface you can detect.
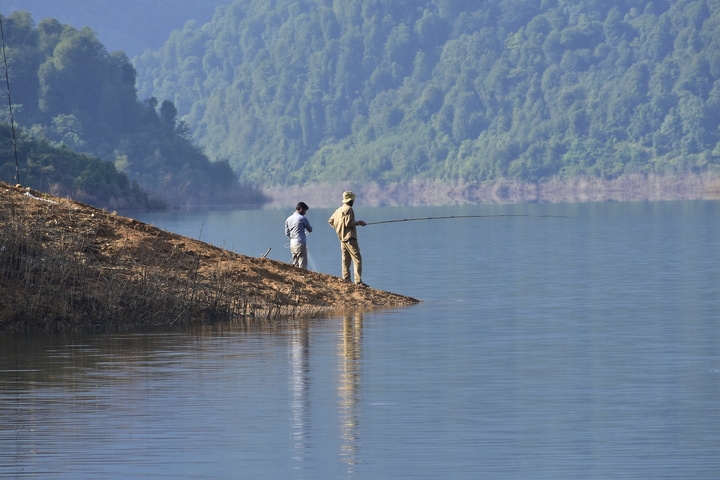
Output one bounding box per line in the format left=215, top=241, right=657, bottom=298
left=1, top=201, right=718, bottom=479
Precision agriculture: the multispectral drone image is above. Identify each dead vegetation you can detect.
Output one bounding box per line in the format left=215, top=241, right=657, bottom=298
left=0, top=183, right=418, bottom=333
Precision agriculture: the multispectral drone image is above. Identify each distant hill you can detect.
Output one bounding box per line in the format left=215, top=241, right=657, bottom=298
left=134, top=0, right=720, bottom=189
left=0, top=10, right=265, bottom=208
left=0, top=0, right=229, bottom=56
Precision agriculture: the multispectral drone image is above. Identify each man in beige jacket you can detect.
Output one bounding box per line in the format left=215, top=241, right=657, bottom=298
left=328, top=191, right=367, bottom=286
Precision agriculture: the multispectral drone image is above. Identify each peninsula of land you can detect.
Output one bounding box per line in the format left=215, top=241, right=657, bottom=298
left=0, top=182, right=418, bottom=333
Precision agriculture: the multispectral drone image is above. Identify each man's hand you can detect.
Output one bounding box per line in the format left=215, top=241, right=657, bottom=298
left=357, top=220, right=366, bottom=227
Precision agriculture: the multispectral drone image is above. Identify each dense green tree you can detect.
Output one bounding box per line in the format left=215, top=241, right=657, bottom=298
left=159, top=100, right=178, bottom=129
left=0, top=124, right=154, bottom=209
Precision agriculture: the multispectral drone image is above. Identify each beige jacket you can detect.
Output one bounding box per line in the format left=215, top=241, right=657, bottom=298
left=328, top=204, right=356, bottom=242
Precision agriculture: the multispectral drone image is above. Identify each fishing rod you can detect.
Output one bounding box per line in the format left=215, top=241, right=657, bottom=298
left=365, top=214, right=571, bottom=225
left=0, top=15, right=20, bottom=184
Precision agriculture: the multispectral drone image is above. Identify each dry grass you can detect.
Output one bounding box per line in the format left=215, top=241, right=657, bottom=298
left=0, top=203, right=320, bottom=331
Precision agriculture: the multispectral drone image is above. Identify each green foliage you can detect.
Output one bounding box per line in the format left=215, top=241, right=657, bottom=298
left=5, top=0, right=228, bottom=57
left=7, top=1, right=720, bottom=194
left=0, top=10, right=258, bottom=207
left=0, top=124, right=153, bottom=209
left=129, top=0, right=720, bottom=186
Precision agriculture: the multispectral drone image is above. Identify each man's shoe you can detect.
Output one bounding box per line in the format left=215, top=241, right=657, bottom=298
left=355, top=282, right=368, bottom=287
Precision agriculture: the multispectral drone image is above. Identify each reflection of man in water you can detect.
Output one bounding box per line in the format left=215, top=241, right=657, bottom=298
left=285, top=202, right=313, bottom=269
left=328, top=191, right=366, bottom=285
left=339, top=312, right=363, bottom=471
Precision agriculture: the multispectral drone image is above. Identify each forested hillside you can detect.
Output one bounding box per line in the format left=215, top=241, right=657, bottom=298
left=0, top=0, right=227, bottom=56
left=0, top=125, right=155, bottom=210
left=0, top=10, right=264, bottom=208
left=135, top=0, right=720, bottom=189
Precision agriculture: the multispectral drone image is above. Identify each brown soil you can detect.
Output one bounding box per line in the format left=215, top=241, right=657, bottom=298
left=0, top=182, right=419, bottom=332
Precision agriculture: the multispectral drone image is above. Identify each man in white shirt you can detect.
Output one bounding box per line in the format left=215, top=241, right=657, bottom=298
left=284, top=202, right=313, bottom=269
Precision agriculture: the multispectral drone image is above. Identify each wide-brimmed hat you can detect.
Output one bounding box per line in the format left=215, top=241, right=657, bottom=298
left=342, top=191, right=356, bottom=203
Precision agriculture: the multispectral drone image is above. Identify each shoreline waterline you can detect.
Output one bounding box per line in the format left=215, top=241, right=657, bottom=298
left=260, top=173, right=720, bottom=209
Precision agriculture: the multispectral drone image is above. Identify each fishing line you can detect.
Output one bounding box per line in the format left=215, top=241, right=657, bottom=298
left=0, top=15, right=20, bottom=184
left=365, top=214, right=571, bottom=225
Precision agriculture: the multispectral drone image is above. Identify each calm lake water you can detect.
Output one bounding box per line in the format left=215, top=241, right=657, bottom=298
left=1, top=201, right=719, bottom=479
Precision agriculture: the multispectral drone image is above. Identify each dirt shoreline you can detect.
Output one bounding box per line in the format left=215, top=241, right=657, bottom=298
left=261, top=173, right=720, bottom=208
left=0, top=182, right=419, bottom=333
